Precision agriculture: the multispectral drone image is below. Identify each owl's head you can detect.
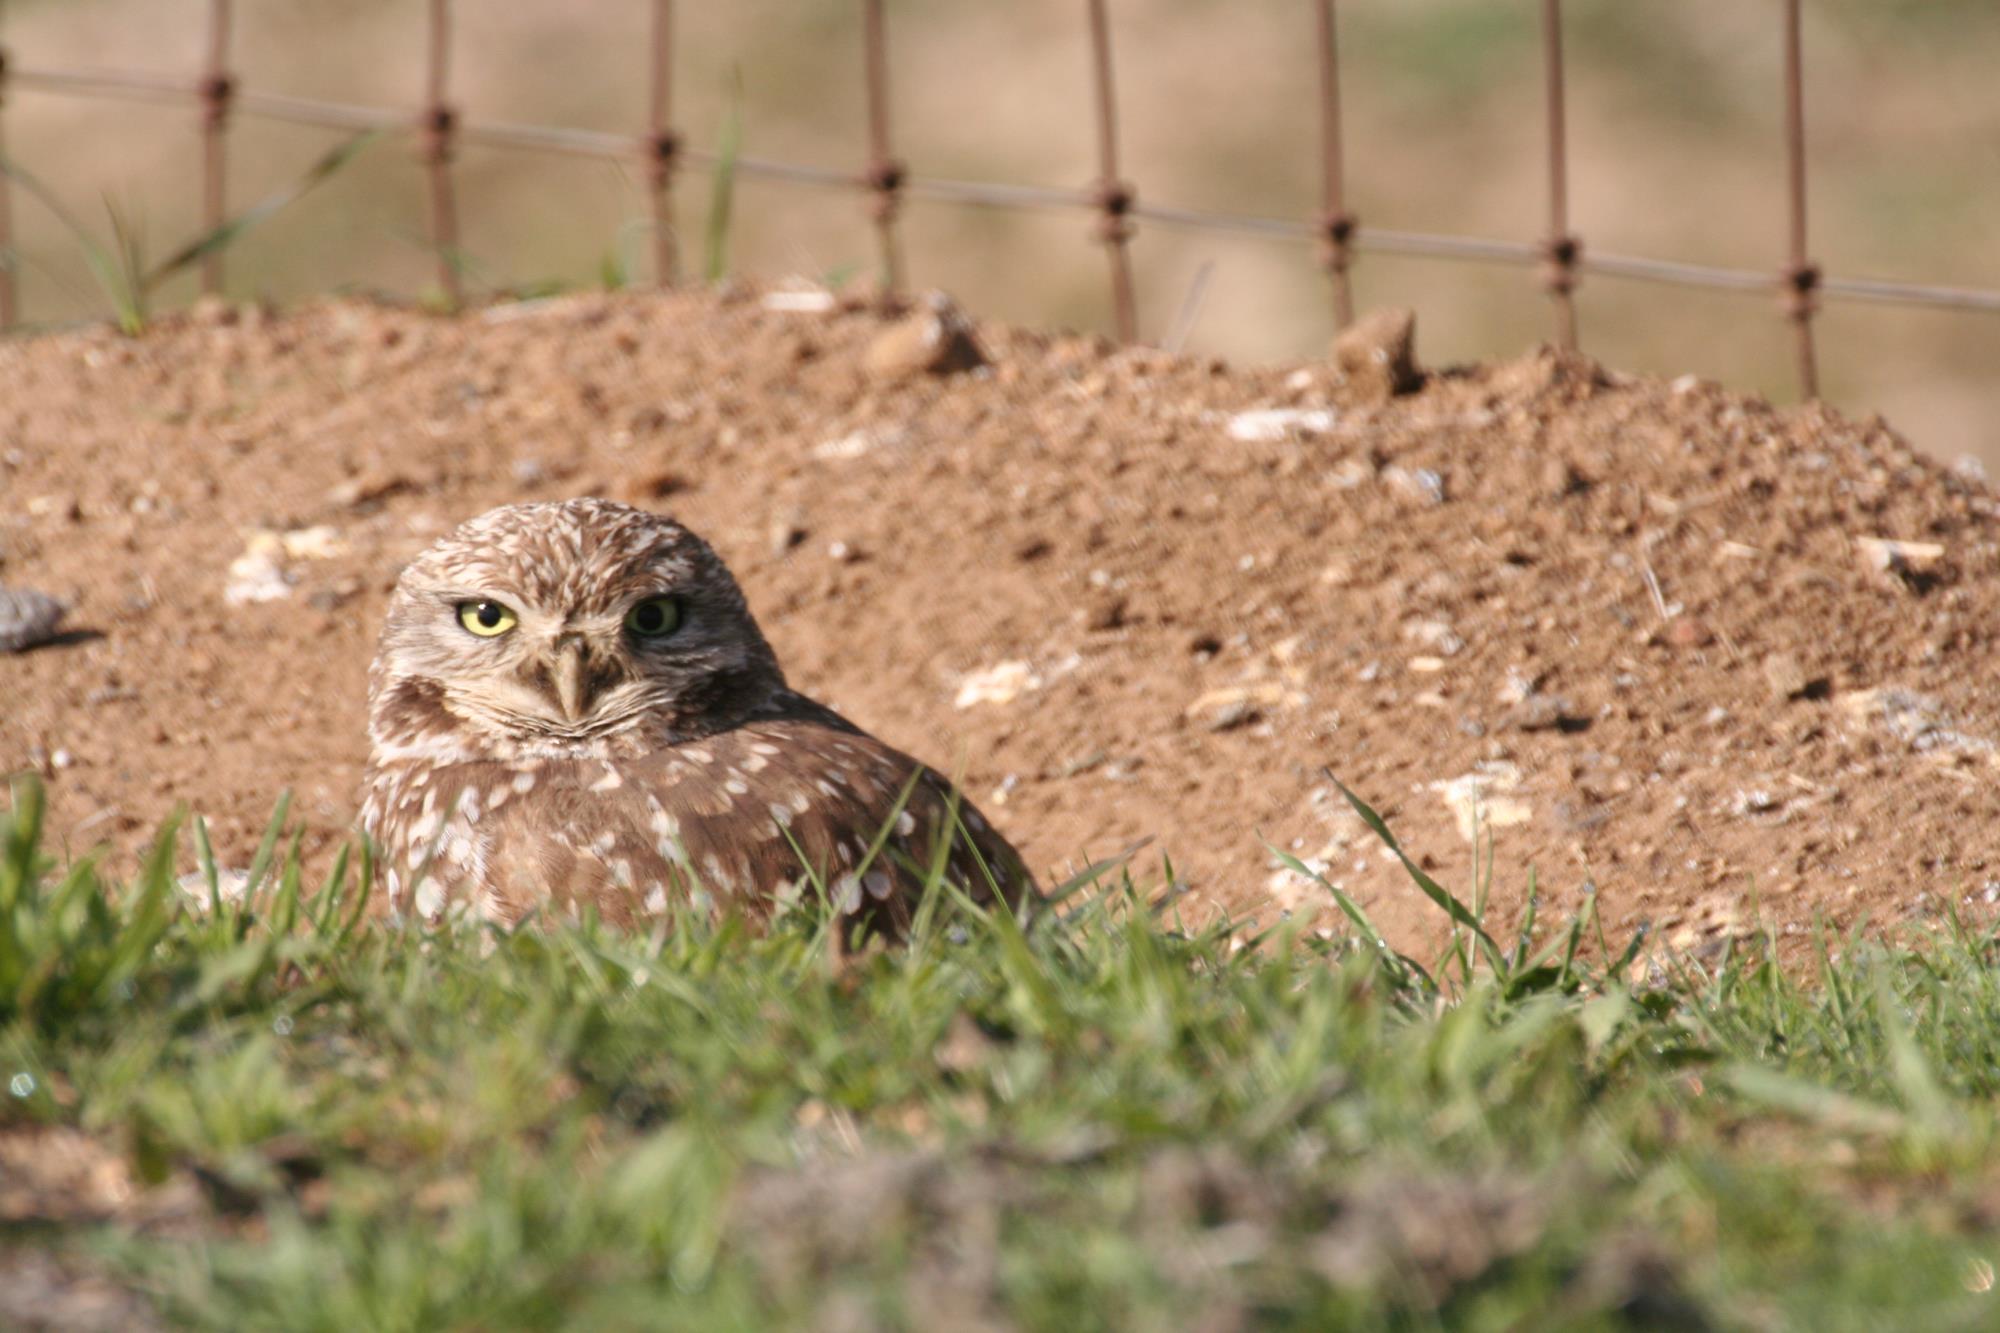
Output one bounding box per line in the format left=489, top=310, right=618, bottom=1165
left=367, top=499, right=785, bottom=761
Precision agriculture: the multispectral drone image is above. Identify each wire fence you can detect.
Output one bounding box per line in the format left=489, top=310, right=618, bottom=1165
left=3, top=0, right=1999, bottom=399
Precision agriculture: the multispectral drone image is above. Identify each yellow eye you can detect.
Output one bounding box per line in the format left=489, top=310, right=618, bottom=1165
left=456, top=600, right=518, bottom=637
left=624, top=596, right=681, bottom=639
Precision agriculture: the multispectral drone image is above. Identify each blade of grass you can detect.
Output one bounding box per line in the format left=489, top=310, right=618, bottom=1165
left=703, top=68, right=744, bottom=283
left=1327, top=772, right=1507, bottom=975
left=144, top=132, right=382, bottom=293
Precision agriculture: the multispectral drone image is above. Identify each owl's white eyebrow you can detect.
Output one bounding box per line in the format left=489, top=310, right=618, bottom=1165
left=435, top=589, right=519, bottom=605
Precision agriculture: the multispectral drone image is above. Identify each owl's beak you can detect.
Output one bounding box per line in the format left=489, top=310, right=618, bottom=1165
left=548, top=639, right=592, bottom=723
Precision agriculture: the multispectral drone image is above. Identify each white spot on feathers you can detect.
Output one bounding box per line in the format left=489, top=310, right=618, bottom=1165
left=414, top=878, right=444, bottom=921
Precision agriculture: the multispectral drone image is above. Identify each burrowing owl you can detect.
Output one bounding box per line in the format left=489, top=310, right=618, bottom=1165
left=359, top=498, right=1034, bottom=933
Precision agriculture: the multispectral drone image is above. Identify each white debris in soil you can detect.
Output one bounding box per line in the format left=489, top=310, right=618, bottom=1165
left=1731, top=788, right=1780, bottom=817
left=223, top=548, right=294, bottom=605
left=223, top=527, right=346, bottom=605
left=174, top=867, right=252, bottom=912
left=1430, top=762, right=1534, bottom=842
left=274, top=525, right=346, bottom=560
left=1839, top=687, right=1997, bottom=759
left=1403, top=619, right=1465, bottom=656
left=1854, top=535, right=1944, bottom=574
left=760, top=283, right=838, bottom=314
left=954, top=660, right=1041, bottom=709
left=1185, top=680, right=1305, bottom=731
left=812, top=426, right=909, bottom=461
left=1225, top=407, right=1338, bottom=443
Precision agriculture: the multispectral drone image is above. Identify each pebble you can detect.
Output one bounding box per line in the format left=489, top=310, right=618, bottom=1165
left=1331, top=306, right=1421, bottom=400
left=862, top=291, right=985, bottom=380
left=1666, top=617, right=1713, bottom=649
left=955, top=660, right=1041, bottom=709
left=1504, top=693, right=1577, bottom=732
left=0, top=586, right=67, bottom=653
left=1383, top=466, right=1446, bottom=507
left=1760, top=651, right=1822, bottom=702
left=1185, top=681, right=1298, bottom=731
left=1225, top=408, right=1338, bottom=443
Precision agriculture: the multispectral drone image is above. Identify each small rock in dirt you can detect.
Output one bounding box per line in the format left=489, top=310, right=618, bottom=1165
left=768, top=513, right=808, bottom=557
left=1383, top=466, right=1446, bottom=507
left=0, top=586, right=67, bottom=653
left=1732, top=789, right=1780, bottom=816
left=326, top=470, right=413, bottom=509
left=1083, top=592, right=1128, bottom=631
left=1496, top=666, right=1544, bottom=706
left=274, top=526, right=346, bottom=561
left=191, top=293, right=239, bottom=327
left=1430, top=763, right=1533, bottom=842
left=811, top=430, right=880, bottom=461
left=1331, top=306, right=1421, bottom=400
left=1403, top=619, right=1464, bottom=656
left=175, top=868, right=252, bottom=912
left=1760, top=652, right=1826, bottom=702
left=1539, top=456, right=1588, bottom=499
left=1503, top=693, right=1579, bottom=733
left=1665, top=617, right=1713, bottom=649
left=1855, top=535, right=1944, bottom=575
left=1185, top=681, right=1299, bottom=731
left=611, top=467, right=693, bottom=503
left=862, top=291, right=985, bottom=380
left=1226, top=407, right=1338, bottom=443
left=954, top=660, right=1041, bottom=709
left=224, top=542, right=294, bottom=606
left=759, top=283, right=837, bottom=314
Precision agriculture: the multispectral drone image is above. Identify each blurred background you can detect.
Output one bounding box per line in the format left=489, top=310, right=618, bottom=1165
left=4, top=0, right=1998, bottom=466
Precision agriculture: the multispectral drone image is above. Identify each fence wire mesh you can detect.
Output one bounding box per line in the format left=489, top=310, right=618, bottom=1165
left=2, top=0, right=1999, bottom=401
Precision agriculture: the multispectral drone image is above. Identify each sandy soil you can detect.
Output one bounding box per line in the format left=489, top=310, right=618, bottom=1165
left=4, top=288, right=1998, bottom=956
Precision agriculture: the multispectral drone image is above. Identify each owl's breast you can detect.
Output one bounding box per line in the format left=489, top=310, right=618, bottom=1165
left=361, top=720, right=1034, bottom=935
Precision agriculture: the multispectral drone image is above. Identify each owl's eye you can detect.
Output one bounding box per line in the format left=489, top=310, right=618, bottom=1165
left=456, top=600, right=518, bottom=637
left=624, top=596, right=682, bottom=639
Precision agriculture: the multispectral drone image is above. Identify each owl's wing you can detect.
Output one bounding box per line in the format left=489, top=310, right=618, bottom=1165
left=473, top=719, right=1034, bottom=938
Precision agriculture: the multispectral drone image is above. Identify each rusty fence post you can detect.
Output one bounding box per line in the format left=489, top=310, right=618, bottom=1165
left=0, top=6, right=14, bottom=331
left=1313, top=0, right=1355, bottom=329
left=861, top=0, right=905, bottom=305
left=1084, top=0, right=1137, bottom=344
left=645, top=0, right=678, bottom=287
left=421, top=0, right=462, bottom=307
left=1539, top=0, right=1579, bottom=349
left=1780, top=0, right=1819, bottom=398
left=199, top=0, right=234, bottom=296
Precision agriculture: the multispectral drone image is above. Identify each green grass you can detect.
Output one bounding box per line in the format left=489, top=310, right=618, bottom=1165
left=5, top=773, right=2000, bottom=1330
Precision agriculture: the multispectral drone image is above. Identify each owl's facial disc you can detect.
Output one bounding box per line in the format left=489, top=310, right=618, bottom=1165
left=371, top=499, right=789, bottom=756
left=438, top=593, right=639, bottom=730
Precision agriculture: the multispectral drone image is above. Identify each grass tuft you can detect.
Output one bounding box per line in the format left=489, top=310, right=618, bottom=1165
left=2, top=772, right=1998, bottom=1328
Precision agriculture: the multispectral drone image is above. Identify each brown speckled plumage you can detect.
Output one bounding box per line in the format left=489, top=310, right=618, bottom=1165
left=359, top=499, right=1034, bottom=933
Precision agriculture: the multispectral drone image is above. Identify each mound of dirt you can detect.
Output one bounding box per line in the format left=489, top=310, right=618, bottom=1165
left=3, top=288, right=1997, bottom=954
